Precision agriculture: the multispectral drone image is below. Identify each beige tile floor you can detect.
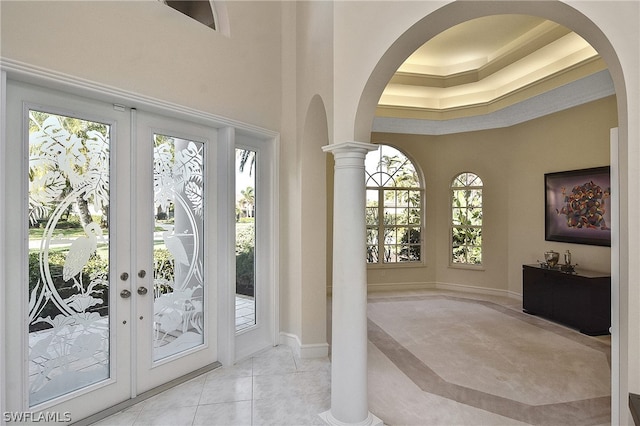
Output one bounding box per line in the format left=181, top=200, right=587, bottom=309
left=366, top=290, right=610, bottom=426
left=93, top=345, right=330, bottom=426
left=94, top=289, right=611, bottom=426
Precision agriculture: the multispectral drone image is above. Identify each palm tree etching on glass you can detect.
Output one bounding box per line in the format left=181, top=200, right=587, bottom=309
left=152, top=134, right=205, bottom=361
left=27, top=111, right=110, bottom=406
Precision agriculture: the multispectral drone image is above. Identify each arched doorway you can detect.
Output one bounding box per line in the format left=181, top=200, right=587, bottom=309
left=299, top=94, right=330, bottom=356
left=354, top=1, right=627, bottom=424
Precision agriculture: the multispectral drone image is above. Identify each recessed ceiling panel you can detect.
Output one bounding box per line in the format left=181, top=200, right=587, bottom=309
left=380, top=15, right=603, bottom=121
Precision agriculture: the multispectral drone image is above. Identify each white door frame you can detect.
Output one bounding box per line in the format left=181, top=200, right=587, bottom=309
left=233, top=131, right=280, bottom=362
left=1, top=70, right=8, bottom=426
left=3, top=80, right=134, bottom=419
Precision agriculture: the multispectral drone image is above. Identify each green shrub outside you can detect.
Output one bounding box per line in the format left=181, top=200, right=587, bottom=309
left=28, top=220, right=255, bottom=329
left=236, top=222, right=255, bottom=297
left=28, top=250, right=109, bottom=331
left=28, top=248, right=177, bottom=331
left=153, top=248, right=175, bottom=295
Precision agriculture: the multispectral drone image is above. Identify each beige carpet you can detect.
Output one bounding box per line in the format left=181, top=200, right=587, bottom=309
left=367, top=292, right=611, bottom=426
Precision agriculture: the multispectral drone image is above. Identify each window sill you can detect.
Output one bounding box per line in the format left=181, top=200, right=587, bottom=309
left=448, top=263, right=485, bottom=271
left=367, top=262, right=426, bottom=270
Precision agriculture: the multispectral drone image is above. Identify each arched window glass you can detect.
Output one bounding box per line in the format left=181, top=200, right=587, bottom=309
left=365, top=145, right=422, bottom=264
left=163, top=1, right=217, bottom=30
left=451, top=172, right=483, bottom=265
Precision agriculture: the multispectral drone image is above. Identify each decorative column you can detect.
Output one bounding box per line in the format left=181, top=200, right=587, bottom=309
left=320, top=142, right=383, bottom=426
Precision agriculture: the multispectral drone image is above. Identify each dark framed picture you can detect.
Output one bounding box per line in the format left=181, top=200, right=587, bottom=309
left=545, top=166, right=611, bottom=246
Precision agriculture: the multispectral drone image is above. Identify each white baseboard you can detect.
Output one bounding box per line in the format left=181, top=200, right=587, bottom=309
left=299, top=342, right=330, bottom=358
left=435, top=282, right=512, bottom=298
left=279, top=332, right=329, bottom=359
left=367, top=281, right=437, bottom=292
left=507, top=290, right=523, bottom=301
left=366, top=280, right=520, bottom=301
left=279, top=332, right=300, bottom=356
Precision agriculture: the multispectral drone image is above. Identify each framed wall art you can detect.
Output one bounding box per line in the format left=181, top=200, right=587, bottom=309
left=545, top=166, right=611, bottom=246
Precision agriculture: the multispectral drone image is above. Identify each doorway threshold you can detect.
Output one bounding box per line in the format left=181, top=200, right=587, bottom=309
left=71, top=361, right=222, bottom=426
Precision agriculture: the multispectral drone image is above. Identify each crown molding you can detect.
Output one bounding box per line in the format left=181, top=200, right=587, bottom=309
left=378, top=56, right=607, bottom=120
left=372, top=69, right=615, bottom=136
left=393, top=23, right=573, bottom=88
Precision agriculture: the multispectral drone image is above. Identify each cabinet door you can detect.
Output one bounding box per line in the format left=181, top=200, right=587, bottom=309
left=584, top=278, right=611, bottom=334
left=523, top=267, right=552, bottom=317
left=552, top=274, right=584, bottom=329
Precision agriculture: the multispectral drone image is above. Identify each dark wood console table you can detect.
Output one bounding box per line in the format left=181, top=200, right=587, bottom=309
left=522, top=264, right=611, bottom=335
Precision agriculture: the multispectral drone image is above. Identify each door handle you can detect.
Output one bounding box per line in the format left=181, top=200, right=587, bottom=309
left=137, top=286, right=148, bottom=296
left=120, top=289, right=132, bottom=298
left=138, top=270, right=146, bottom=278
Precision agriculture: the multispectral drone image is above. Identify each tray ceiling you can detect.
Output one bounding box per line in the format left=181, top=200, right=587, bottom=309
left=377, top=15, right=607, bottom=121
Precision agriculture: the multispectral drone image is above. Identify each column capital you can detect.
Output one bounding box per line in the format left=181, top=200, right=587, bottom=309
left=322, top=141, right=377, bottom=156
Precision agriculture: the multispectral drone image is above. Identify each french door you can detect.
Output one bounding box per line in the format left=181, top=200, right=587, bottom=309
left=3, top=81, right=219, bottom=421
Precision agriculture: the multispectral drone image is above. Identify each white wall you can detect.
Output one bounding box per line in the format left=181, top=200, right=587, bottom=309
left=506, top=96, right=616, bottom=291
left=0, top=1, right=282, bottom=130
left=371, top=95, right=616, bottom=295
left=279, top=1, right=334, bottom=354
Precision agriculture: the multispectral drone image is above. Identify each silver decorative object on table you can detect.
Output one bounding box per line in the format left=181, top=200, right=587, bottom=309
left=544, top=250, right=559, bottom=268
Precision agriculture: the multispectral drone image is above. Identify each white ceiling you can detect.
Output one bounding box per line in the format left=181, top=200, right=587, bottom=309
left=376, top=15, right=609, bottom=124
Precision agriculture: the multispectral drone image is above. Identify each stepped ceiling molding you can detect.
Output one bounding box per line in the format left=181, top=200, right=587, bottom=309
left=375, top=14, right=612, bottom=132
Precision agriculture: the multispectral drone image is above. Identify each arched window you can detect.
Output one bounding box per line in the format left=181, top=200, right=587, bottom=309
left=365, top=145, right=422, bottom=264
left=451, top=172, right=483, bottom=265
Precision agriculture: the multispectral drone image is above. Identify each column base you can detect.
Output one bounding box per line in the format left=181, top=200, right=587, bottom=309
left=318, top=410, right=384, bottom=426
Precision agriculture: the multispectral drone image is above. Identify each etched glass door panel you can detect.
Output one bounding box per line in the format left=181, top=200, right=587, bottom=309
left=235, top=148, right=256, bottom=332
left=153, top=134, right=205, bottom=361
left=27, top=110, right=111, bottom=406
left=133, top=111, right=217, bottom=394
